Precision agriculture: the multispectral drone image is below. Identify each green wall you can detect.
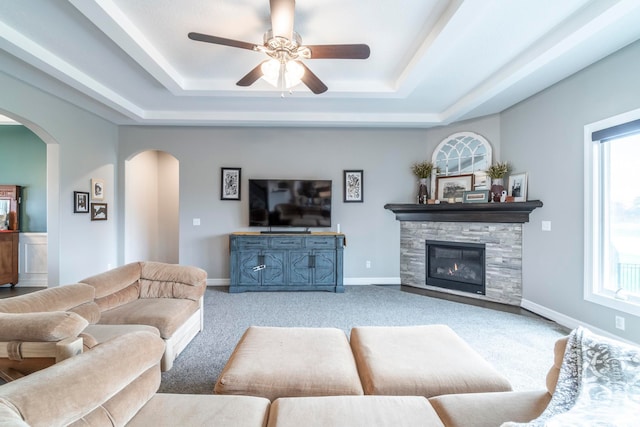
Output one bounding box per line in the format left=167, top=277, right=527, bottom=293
left=0, top=125, right=46, bottom=232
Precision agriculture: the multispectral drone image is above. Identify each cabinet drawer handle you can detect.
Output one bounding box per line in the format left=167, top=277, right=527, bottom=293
left=309, top=255, right=316, bottom=268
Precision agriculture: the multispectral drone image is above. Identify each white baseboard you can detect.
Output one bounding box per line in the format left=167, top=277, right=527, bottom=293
left=206, top=277, right=401, bottom=287
left=521, top=298, right=636, bottom=345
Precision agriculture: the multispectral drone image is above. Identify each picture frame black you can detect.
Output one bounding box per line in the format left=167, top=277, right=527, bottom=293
left=90, top=203, right=107, bottom=221
left=73, top=191, right=89, bottom=213
left=343, top=170, right=363, bottom=203
left=221, top=167, right=241, bottom=201
left=462, top=189, right=490, bottom=203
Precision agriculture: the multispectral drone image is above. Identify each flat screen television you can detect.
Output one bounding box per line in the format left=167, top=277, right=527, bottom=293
left=249, top=179, right=332, bottom=229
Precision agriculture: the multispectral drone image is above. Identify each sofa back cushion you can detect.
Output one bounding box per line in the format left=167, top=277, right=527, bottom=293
left=0, top=330, right=164, bottom=427
left=81, top=263, right=142, bottom=312
left=139, top=262, right=206, bottom=302
left=0, top=284, right=100, bottom=324
left=546, top=336, right=569, bottom=395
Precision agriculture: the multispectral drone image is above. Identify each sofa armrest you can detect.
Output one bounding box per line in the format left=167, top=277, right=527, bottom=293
left=0, top=312, right=88, bottom=342
left=0, top=284, right=99, bottom=323
left=0, top=337, right=84, bottom=381
left=139, top=262, right=207, bottom=301
left=429, top=390, right=551, bottom=427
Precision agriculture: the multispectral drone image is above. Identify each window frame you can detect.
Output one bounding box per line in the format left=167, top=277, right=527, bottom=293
left=584, top=107, right=640, bottom=316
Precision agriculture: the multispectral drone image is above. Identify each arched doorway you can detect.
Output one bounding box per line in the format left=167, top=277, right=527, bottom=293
left=124, top=150, right=179, bottom=263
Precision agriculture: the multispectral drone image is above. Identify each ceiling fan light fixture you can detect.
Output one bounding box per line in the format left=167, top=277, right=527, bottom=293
left=261, top=59, right=304, bottom=90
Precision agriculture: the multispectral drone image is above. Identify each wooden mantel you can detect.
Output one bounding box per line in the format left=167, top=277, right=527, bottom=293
left=384, top=200, right=543, bottom=223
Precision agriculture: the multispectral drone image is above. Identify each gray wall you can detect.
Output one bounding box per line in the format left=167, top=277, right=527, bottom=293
left=118, top=118, right=501, bottom=283
left=502, top=40, right=640, bottom=342
left=0, top=125, right=46, bottom=231
left=0, top=65, right=119, bottom=285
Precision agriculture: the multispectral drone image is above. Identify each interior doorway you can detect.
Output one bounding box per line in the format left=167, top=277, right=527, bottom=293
left=124, top=150, right=179, bottom=264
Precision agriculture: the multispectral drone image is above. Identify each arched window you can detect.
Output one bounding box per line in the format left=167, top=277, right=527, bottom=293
left=432, top=132, right=492, bottom=177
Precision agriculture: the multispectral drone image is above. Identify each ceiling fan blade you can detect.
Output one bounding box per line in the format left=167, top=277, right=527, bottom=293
left=307, top=44, right=371, bottom=59
left=270, top=0, right=295, bottom=40
left=188, top=32, right=257, bottom=51
left=236, top=62, right=267, bottom=87
left=299, top=62, right=328, bottom=94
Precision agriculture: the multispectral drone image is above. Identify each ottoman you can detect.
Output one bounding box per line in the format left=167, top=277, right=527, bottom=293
left=350, top=325, right=512, bottom=397
left=214, top=326, right=364, bottom=401
left=267, top=395, right=444, bottom=427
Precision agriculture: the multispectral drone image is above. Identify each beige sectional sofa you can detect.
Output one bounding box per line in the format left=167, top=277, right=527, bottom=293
left=0, top=261, right=207, bottom=378
left=79, top=261, right=207, bottom=370
left=0, top=326, right=570, bottom=426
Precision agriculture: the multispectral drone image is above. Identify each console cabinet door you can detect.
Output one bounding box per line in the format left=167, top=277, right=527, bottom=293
left=261, top=251, right=286, bottom=286
left=312, top=250, right=336, bottom=285
left=289, top=251, right=311, bottom=285
left=237, top=250, right=262, bottom=286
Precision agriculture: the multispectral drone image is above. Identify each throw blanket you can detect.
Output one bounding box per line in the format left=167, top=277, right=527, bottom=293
left=502, top=326, right=640, bottom=427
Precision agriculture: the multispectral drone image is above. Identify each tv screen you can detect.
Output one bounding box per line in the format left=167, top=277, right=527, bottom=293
left=249, top=179, right=332, bottom=228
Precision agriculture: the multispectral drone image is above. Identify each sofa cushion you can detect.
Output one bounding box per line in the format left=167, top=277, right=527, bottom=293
left=214, top=326, right=364, bottom=401
left=97, top=298, right=200, bottom=339
left=0, top=311, right=88, bottom=342
left=267, top=396, right=444, bottom=427
left=0, top=331, right=164, bottom=427
left=80, top=262, right=142, bottom=300
left=350, top=325, right=512, bottom=397
left=93, top=282, right=140, bottom=312
left=0, top=284, right=99, bottom=323
left=429, top=390, right=551, bottom=427
left=139, top=262, right=207, bottom=302
left=127, top=394, right=271, bottom=427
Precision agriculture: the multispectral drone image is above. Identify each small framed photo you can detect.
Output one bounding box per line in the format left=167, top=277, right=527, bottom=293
left=508, top=172, right=528, bottom=202
left=73, top=191, right=90, bottom=213
left=462, top=190, right=490, bottom=203
left=221, top=167, right=241, bottom=200
left=90, top=203, right=108, bottom=221
left=91, top=178, right=105, bottom=200
left=436, top=174, right=474, bottom=202
left=343, top=170, right=363, bottom=203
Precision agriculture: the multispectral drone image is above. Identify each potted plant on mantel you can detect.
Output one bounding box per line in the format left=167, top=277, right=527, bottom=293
left=486, top=161, right=510, bottom=202
left=411, top=161, right=437, bottom=204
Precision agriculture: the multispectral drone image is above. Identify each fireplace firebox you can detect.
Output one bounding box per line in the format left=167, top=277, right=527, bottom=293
left=425, top=240, right=485, bottom=295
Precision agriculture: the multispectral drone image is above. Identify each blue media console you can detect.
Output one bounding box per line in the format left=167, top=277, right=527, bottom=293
left=229, top=232, right=345, bottom=293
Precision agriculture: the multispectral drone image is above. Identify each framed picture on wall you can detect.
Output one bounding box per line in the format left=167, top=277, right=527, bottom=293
left=221, top=167, right=241, bottom=200
left=343, top=170, right=363, bottom=203
left=73, top=191, right=89, bottom=213
left=91, top=178, right=105, bottom=200
left=90, top=203, right=107, bottom=221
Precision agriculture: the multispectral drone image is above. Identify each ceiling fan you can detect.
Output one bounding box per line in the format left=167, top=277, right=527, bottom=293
left=188, top=0, right=370, bottom=94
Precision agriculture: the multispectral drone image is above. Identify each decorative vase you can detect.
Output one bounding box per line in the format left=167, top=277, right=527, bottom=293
left=491, top=178, right=504, bottom=202
left=417, top=178, right=429, bottom=204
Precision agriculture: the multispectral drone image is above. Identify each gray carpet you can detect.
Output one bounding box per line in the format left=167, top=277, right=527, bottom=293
left=159, top=286, right=569, bottom=395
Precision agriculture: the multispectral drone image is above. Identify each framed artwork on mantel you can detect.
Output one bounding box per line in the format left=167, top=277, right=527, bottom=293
left=436, top=174, right=474, bottom=202
left=508, top=172, right=528, bottom=202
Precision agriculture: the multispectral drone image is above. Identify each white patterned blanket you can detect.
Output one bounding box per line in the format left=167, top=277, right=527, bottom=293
left=502, top=326, right=640, bottom=427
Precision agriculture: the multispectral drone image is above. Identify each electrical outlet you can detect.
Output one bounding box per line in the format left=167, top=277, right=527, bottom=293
left=193, top=218, right=200, bottom=226
left=541, top=221, right=551, bottom=231
left=615, top=315, right=625, bottom=331
left=366, top=260, right=371, bottom=269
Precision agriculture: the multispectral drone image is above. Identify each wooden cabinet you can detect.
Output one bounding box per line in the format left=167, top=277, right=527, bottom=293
left=229, top=233, right=345, bottom=293
left=0, top=185, right=21, bottom=231
left=0, top=231, right=19, bottom=287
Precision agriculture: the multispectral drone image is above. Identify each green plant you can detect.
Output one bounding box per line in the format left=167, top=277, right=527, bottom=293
left=411, top=161, right=437, bottom=179
left=486, top=161, right=510, bottom=179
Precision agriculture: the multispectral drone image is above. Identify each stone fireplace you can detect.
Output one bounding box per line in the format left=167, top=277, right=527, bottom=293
left=426, top=240, right=485, bottom=295
left=385, top=201, right=542, bottom=306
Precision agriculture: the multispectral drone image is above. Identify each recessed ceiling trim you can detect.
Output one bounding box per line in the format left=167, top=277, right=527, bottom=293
left=0, top=20, right=145, bottom=121
left=440, top=0, right=640, bottom=124
left=70, top=0, right=185, bottom=93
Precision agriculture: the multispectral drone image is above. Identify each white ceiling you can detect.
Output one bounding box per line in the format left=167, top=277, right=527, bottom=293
left=1, top=0, right=640, bottom=128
